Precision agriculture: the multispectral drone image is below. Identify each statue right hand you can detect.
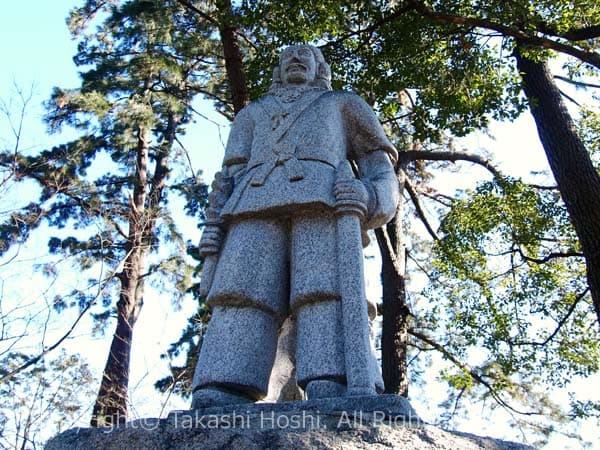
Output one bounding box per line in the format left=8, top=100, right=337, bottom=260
left=334, top=162, right=370, bottom=218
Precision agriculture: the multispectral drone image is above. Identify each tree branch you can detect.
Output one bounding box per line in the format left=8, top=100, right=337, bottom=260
left=324, top=3, right=418, bottom=48
left=558, top=88, right=581, bottom=107
left=516, top=247, right=584, bottom=264
left=527, top=183, right=557, bottom=190
left=374, top=227, right=404, bottom=276
left=398, top=149, right=504, bottom=180
left=554, top=74, right=600, bottom=89
left=416, top=187, right=455, bottom=207
left=537, top=24, right=600, bottom=42
left=409, top=0, right=600, bottom=69
left=409, top=328, right=542, bottom=416
left=0, top=153, right=130, bottom=240
left=404, top=178, right=440, bottom=241
left=175, top=0, right=218, bottom=26
left=0, top=258, right=128, bottom=384
left=512, top=288, right=589, bottom=347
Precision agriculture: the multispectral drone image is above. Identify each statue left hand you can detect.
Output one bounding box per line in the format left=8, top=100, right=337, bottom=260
left=334, top=177, right=371, bottom=212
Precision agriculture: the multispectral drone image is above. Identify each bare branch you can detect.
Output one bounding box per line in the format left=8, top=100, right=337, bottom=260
left=0, top=252, right=129, bottom=384
left=374, top=227, right=404, bottom=276
left=554, top=74, right=600, bottom=89
left=174, top=135, right=196, bottom=178
left=0, top=83, right=35, bottom=188
left=558, top=88, right=581, bottom=107
left=404, top=177, right=440, bottom=241
left=414, top=185, right=455, bottom=207
left=527, top=183, right=557, bottom=190
left=512, top=288, right=589, bottom=347
left=398, top=150, right=504, bottom=180
left=516, top=247, right=584, bottom=264
left=409, top=328, right=543, bottom=416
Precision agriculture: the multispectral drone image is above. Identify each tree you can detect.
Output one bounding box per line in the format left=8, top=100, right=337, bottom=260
left=0, top=0, right=216, bottom=426
left=515, top=47, right=600, bottom=330
left=0, top=351, right=95, bottom=450
left=389, top=0, right=600, bottom=328
left=221, top=0, right=600, bottom=444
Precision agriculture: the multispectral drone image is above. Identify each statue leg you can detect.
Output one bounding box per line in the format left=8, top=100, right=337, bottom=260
left=191, top=305, right=279, bottom=408
left=295, top=300, right=347, bottom=398
left=264, top=316, right=303, bottom=402
left=191, top=217, right=289, bottom=408
left=290, top=214, right=347, bottom=398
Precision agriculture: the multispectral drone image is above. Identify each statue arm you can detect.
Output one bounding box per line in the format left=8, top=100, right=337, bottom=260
left=197, top=108, right=254, bottom=296
left=356, top=150, right=399, bottom=229
left=200, top=105, right=254, bottom=254
left=223, top=105, right=254, bottom=169
left=198, top=171, right=233, bottom=257
left=343, top=95, right=399, bottom=229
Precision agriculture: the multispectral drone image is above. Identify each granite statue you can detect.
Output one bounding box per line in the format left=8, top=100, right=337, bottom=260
left=192, top=44, right=399, bottom=408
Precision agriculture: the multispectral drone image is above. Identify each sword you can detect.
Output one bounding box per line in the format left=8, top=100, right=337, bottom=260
left=335, top=161, right=377, bottom=396
left=197, top=171, right=233, bottom=298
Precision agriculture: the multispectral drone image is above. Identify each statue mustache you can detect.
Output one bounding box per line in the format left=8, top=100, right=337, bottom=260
left=286, top=63, right=308, bottom=72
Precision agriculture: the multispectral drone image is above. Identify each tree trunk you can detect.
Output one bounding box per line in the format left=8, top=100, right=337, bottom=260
left=90, top=122, right=153, bottom=427
left=89, top=109, right=175, bottom=426
left=515, top=48, right=600, bottom=329
left=375, top=167, right=410, bottom=396
left=89, top=257, right=145, bottom=426
left=216, top=0, right=248, bottom=114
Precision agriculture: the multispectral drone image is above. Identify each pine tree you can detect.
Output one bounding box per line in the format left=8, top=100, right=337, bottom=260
left=0, top=0, right=220, bottom=426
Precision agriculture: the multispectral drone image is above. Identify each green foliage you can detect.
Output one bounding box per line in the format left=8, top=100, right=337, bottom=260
left=0, top=0, right=215, bottom=327
left=240, top=0, right=527, bottom=140
left=577, top=105, right=600, bottom=171
left=425, top=178, right=598, bottom=438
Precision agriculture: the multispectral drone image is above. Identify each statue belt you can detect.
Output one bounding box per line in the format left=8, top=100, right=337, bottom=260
left=249, top=154, right=304, bottom=186
left=248, top=153, right=339, bottom=187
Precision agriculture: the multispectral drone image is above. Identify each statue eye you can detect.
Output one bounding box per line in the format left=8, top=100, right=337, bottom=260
left=299, top=49, right=311, bottom=57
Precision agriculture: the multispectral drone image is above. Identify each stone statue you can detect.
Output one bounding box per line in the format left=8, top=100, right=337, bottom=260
left=192, top=44, right=399, bottom=408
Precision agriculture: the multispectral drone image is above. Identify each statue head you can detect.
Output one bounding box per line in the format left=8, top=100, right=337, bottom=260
left=270, top=45, right=332, bottom=91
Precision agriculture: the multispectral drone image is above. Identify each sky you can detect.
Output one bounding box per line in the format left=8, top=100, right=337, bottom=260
left=0, top=2, right=597, bottom=449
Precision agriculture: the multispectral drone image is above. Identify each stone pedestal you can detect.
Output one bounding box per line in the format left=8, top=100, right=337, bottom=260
left=45, top=395, right=535, bottom=450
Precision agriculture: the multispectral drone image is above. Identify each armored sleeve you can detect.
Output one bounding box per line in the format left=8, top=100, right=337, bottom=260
left=344, top=95, right=399, bottom=229
left=343, top=95, right=398, bottom=164
left=222, top=105, right=254, bottom=168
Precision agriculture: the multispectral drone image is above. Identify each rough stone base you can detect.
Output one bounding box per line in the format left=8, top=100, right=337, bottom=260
left=45, top=395, right=535, bottom=450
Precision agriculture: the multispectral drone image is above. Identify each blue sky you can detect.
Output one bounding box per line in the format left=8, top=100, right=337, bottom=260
left=1, top=1, right=81, bottom=162
left=1, top=2, right=79, bottom=97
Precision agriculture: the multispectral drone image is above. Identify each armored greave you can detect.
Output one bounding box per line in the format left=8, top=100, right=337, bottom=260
left=192, top=305, right=279, bottom=404
left=191, top=300, right=348, bottom=407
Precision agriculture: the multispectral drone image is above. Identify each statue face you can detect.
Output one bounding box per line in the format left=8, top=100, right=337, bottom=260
left=280, top=45, right=317, bottom=86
